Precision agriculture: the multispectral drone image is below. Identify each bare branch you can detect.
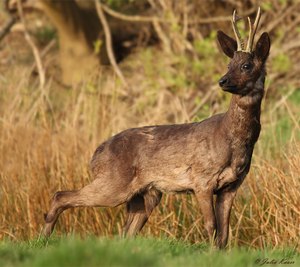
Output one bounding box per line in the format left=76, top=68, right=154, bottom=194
left=101, top=3, right=161, bottom=23
left=152, top=19, right=171, bottom=54
left=0, top=16, right=17, bottom=42
left=95, top=0, right=128, bottom=91
left=190, top=85, right=217, bottom=119
left=189, top=6, right=258, bottom=25
left=16, top=0, right=45, bottom=90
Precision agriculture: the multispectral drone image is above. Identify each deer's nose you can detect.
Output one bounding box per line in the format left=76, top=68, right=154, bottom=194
left=219, top=77, right=228, bottom=87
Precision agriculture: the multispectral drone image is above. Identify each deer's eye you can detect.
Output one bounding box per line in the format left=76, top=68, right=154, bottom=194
left=241, top=63, right=252, bottom=71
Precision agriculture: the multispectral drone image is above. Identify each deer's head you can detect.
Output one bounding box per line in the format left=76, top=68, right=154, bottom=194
left=217, top=8, right=270, bottom=95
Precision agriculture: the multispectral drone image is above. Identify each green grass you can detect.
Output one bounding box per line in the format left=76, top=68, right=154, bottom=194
left=0, top=237, right=299, bottom=267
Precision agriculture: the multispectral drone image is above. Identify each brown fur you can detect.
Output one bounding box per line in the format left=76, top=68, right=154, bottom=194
left=43, top=30, right=270, bottom=249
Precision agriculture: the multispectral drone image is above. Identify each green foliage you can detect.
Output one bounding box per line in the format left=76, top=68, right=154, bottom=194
left=0, top=237, right=299, bottom=267
left=194, top=32, right=217, bottom=58
left=192, top=31, right=221, bottom=84
left=261, top=2, right=273, bottom=11
left=288, top=88, right=300, bottom=104
left=93, top=39, right=102, bottom=55
left=33, top=27, right=56, bottom=45
left=104, top=0, right=141, bottom=9
left=139, top=48, right=192, bottom=95
left=279, top=0, right=288, bottom=6
left=259, top=89, right=300, bottom=156
left=272, top=54, right=292, bottom=73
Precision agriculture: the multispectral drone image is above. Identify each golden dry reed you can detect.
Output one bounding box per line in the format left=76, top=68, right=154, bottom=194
left=0, top=67, right=299, bottom=250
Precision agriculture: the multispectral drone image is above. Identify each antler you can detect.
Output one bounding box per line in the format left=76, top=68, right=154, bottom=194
left=245, top=7, right=261, bottom=52
left=231, top=7, right=261, bottom=53
left=231, top=10, right=244, bottom=51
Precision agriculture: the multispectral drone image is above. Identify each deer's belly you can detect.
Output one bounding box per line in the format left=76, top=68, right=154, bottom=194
left=150, top=165, right=194, bottom=193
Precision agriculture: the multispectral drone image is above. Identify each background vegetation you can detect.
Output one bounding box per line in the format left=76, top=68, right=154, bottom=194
left=0, top=0, right=299, bottom=263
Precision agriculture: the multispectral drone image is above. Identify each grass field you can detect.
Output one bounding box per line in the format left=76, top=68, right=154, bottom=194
left=0, top=237, right=299, bottom=267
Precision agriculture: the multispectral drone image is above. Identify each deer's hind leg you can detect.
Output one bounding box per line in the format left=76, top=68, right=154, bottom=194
left=124, top=188, right=162, bottom=237
left=43, top=180, right=132, bottom=237
left=43, top=190, right=79, bottom=237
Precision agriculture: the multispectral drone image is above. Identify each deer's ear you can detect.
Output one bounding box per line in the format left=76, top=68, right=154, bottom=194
left=217, top=30, right=237, bottom=58
left=254, top=32, right=270, bottom=61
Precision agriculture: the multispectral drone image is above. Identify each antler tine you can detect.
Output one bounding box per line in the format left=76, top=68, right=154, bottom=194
left=231, top=10, right=243, bottom=51
left=246, top=7, right=261, bottom=52
left=246, top=17, right=253, bottom=52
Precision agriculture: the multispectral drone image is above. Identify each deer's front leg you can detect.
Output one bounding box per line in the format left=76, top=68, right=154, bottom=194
left=195, top=190, right=216, bottom=242
left=215, top=189, right=236, bottom=248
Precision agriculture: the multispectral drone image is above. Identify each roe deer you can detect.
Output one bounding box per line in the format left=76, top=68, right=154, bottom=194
left=43, top=8, right=270, bottom=248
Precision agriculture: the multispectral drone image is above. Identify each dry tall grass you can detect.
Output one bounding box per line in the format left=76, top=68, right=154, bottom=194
left=0, top=67, right=299, bottom=250
left=0, top=0, right=299, bottom=251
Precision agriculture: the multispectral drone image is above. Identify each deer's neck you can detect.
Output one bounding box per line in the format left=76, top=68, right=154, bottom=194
left=223, top=73, right=265, bottom=143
